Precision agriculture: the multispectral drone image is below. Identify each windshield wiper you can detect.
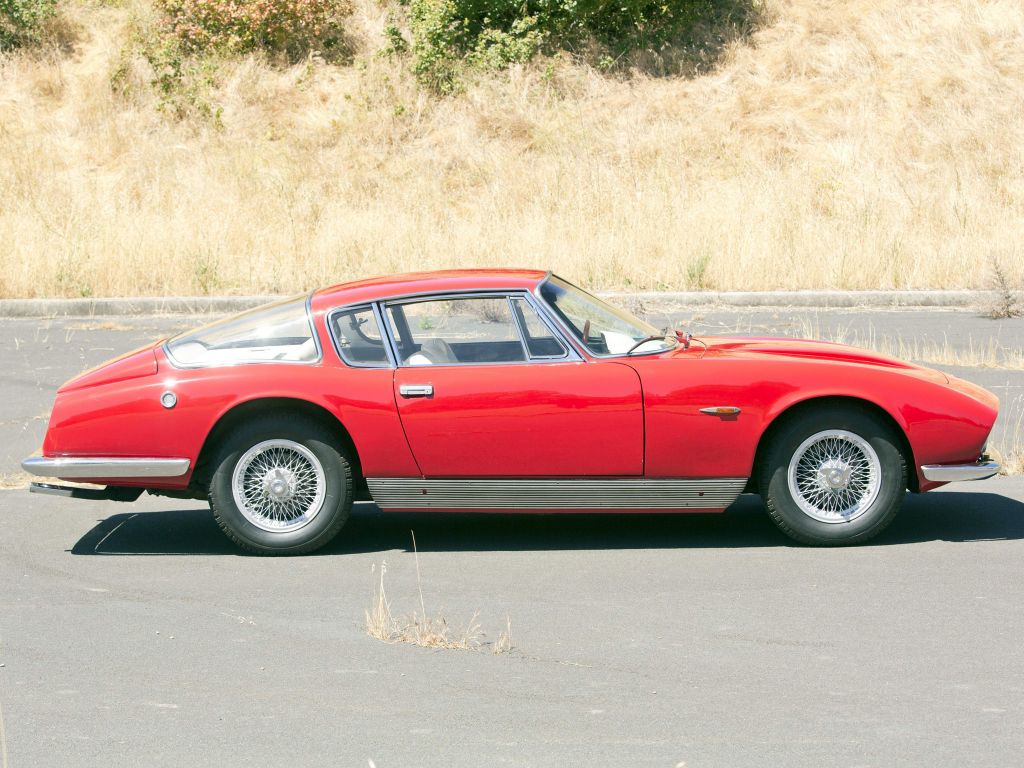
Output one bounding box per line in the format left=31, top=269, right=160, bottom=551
left=626, top=328, right=677, bottom=355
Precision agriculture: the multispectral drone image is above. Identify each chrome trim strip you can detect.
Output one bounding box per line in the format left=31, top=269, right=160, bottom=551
left=920, top=461, right=1000, bottom=482
left=507, top=295, right=533, bottom=361
left=366, top=478, right=747, bottom=510
left=21, top=456, right=191, bottom=479
left=699, top=407, right=742, bottom=415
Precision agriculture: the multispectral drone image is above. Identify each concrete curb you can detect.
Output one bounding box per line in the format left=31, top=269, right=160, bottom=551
left=0, top=296, right=280, bottom=318
left=600, top=290, right=989, bottom=309
left=0, top=290, right=993, bottom=317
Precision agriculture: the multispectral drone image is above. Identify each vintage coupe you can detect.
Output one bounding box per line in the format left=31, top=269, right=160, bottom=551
left=23, top=270, right=1000, bottom=553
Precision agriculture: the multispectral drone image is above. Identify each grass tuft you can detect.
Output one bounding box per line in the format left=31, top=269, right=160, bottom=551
left=364, top=532, right=512, bottom=653
left=988, top=255, right=1022, bottom=319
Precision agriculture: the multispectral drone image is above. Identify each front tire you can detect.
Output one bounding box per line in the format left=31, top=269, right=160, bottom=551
left=209, top=415, right=353, bottom=555
left=760, top=406, right=907, bottom=546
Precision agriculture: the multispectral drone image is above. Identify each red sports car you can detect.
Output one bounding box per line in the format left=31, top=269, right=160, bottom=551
left=23, top=270, right=1000, bottom=553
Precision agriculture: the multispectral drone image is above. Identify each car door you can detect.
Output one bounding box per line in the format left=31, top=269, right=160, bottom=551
left=386, top=293, right=644, bottom=478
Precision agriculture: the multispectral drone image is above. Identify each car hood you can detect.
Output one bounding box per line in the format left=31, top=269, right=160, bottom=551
left=688, top=336, right=949, bottom=382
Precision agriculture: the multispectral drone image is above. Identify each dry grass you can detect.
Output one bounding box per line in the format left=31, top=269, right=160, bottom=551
left=990, top=396, right=1024, bottom=476
left=1, top=0, right=1024, bottom=297
left=364, top=532, right=512, bottom=653
left=796, top=318, right=1024, bottom=370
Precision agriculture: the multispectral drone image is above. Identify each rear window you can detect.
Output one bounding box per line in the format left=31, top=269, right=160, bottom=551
left=166, top=296, right=319, bottom=367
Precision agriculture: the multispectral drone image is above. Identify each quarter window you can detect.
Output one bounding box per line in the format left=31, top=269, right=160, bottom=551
left=511, top=297, right=567, bottom=358
left=330, top=306, right=390, bottom=367
left=166, top=296, right=318, bottom=367
left=388, top=297, right=527, bottom=366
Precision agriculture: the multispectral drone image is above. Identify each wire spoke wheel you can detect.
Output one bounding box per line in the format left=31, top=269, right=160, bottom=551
left=231, top=439, right=327, bottom=533
left=786, top=429, right=881, bottom=524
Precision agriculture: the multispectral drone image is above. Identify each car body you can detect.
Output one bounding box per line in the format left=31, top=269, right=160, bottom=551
left=23, top=269, right=1000, bottom=552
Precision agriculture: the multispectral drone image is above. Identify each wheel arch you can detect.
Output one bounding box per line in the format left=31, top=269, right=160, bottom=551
left=749, top=395, right=917, bottom=495
left=191, top=397, right=365, bottom=497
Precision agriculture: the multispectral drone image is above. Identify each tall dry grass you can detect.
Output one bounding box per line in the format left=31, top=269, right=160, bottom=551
left=1, top=0, right=1023, bottom=297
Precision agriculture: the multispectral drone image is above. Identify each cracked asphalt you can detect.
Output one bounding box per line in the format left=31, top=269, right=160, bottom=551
left=1, top=308, right=1023, bottom=767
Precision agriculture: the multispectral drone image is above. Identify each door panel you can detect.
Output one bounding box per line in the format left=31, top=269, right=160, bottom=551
left=393, top=361, right=643, bottom=477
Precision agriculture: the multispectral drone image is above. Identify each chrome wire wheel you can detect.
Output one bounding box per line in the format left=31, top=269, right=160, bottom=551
left=231, top=439, right=327, bottom=533
left=786, top=429, right=882, bottom=524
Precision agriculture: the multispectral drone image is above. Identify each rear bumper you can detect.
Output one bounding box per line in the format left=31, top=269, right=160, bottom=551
left=920, top=460, right=1000, bottom=482
left=21, top=456, right=190, bottom=479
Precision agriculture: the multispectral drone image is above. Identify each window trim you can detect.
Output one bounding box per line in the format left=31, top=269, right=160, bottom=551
left=379, top=290, right=581, bottom=369
left=163, top=293, right=323, bottom=370
left=325, top=302, right=396, bottom=369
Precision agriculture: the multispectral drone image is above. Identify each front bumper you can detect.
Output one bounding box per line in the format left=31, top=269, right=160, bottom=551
left=21, top=456, right=190, bottom=479
left=920, top=460, right=1000, bottom=482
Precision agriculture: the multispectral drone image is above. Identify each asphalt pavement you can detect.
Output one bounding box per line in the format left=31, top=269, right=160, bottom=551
left=2, top=308, right=1024, bottom=767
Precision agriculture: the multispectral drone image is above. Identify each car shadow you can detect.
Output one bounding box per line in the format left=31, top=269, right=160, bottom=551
left=69, top=490, right=1024, bottom=556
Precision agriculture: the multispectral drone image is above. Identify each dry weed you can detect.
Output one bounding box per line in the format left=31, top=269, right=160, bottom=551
left=989, top=397, right=1024, bottom=476
left=797, top=319, right=1024, bottom=371
left=988, top=255, right=1022, bottom=319
left=364, top=532, right=512, bottom=653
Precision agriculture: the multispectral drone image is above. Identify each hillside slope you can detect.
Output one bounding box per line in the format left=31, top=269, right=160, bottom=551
left=1, top=0, right=1022, bottom=297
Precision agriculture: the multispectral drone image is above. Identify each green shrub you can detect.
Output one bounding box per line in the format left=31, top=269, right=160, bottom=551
left=155, top=0, right=352, bottom=60
left=0, top=0, right=58, bottom=51
left=408, top=0, right=720, bottom=91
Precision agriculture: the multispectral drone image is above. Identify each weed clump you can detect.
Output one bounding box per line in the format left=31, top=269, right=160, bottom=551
left=365, top=532, right=514, bottom=654
left=988, top=255, right=1021, bottom=319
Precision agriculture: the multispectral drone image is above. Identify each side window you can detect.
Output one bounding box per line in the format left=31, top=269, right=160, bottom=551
left=330, top=306, right=390, bottom=367
left=511, top=298, right=568, bottom=358
left=387, top=298, right=527, bottom=366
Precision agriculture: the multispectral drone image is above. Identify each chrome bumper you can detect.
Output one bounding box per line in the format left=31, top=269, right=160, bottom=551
left=21, top=456, right=190, bottom=479
left=920, top=460, right=1000, bottom=482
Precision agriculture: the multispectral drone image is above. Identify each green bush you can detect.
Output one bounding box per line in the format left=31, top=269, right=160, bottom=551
left=408, top=0, right=719, bottom=91
left=0, top=0, right=58, bottom=51
left=155, top=0, right=352, bottom=59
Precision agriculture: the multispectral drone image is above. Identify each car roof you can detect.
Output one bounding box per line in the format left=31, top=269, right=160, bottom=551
left=310, top=269, right=549, bottom=311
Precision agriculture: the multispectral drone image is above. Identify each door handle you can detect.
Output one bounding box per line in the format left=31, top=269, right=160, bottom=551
left=399, top=384, right=434, bottom=398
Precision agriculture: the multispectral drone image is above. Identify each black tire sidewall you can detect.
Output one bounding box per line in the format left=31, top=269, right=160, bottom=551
left=209, top=416, right=351, bottom=554
left=762, top=407, right=906, bottom=545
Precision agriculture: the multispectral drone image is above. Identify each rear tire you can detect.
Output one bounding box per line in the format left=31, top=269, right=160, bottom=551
left=209, top=414, right=353, bottom=555
left=760, top=406, right=907, bottom=546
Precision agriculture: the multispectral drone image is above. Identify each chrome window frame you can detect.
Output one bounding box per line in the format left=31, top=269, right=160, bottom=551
left=532, top=274, right=677, bottom=360
left=509, top=295, right=570, bottom=361
left=378, top=290, right=582, bottom=369
left=163, top=293, right=323, bottom=370
left=325, top=302, right=397, bottom=369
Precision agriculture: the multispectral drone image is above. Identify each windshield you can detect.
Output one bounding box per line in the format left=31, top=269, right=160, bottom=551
left=166, top=295, right=319, bottom=367
left=538, top=276, right=676, bottom=356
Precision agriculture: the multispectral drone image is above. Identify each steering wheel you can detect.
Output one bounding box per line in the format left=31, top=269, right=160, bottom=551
left=582, top=319, right=591, bottom=343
